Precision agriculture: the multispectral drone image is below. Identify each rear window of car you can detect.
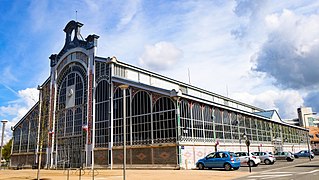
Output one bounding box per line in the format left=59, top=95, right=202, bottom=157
left=230, top=153, right=237, bottom=157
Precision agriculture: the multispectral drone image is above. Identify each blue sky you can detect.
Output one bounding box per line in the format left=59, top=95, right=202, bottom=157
left=1, top=0, right=319, bottom=143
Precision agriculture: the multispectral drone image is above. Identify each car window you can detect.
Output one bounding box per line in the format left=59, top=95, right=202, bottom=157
left=213, top=153, right=221, bottom=158
left=221, top=153, right=227, bottom=158
left=206, top=153, right=215, bottom=158
left=230, top=153, right=237, bottom=157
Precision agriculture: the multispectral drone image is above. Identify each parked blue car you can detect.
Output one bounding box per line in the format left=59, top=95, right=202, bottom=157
left=196, top=151, right=241, bottom=171
left=294, top=150, right=314, bottom=159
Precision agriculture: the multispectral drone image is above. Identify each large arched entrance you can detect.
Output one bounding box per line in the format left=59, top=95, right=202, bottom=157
left=54, top=62, right=87, bottom=168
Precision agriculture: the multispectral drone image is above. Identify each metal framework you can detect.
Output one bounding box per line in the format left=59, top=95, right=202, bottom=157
left=178, top=99, right=307, bottom=145
left=10, top=20, right=310, bottom=170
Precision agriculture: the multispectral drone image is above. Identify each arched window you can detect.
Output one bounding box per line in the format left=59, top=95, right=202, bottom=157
left=203, top=106, right=214, bottom=142
left=180, top=100, right=192, bottom=140
left=245, top=117, right=252, bottom=140
left=113, top=87, right=130, bottom=146
left=192, top=103, right=204, bottom=140
left=153, top=97, right=176, bottom=143
left=231, top=112, right=238, bottom=140
left=223, top=110, right=231, bottom=140
left=29, top=111, right=38, bottom=152
left=238, top=114, right=245, bottom=137
left=214, top=108, right=223, bottom=139
left=95, top=80, right=111, bottom=148
left=13, top=127, right=21, bottom=153
left=132, top=91, right=151, bottom=145
left=20, top=120, right=29, bottom=152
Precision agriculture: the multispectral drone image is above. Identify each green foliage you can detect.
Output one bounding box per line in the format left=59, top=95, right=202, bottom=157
left=2, top=138, right=12, bottom=161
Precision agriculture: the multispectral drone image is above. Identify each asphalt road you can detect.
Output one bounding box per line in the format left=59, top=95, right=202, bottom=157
left=236, top=158, right=319, bottom=180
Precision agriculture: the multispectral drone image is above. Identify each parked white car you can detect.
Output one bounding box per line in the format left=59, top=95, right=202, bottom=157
left=252, top=151, right=276, bottom=165
left=234, top=152, right=261, bottom=167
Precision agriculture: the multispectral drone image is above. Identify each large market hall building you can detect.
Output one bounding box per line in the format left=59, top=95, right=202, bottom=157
left=11, top=21, right=309, bottom=169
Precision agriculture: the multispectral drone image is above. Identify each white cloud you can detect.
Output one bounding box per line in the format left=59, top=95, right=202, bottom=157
left=18, top=88, right=39, bottom=107
left=232, top=89, right=304, bottom=119
left=139, top=41, right=183, bottom=71
left=253, top=9, right=319, bottom=89
left=0, top=87, right=38, bottom=143
left=116, top=0, right=141, bottom=30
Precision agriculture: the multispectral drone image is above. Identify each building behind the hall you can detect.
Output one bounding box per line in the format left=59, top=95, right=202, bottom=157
left=10, top=21, right=309, bottom=170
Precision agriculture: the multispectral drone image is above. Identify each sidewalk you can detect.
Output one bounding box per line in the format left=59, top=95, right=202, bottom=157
left=0, top=169, right=250, bottom=180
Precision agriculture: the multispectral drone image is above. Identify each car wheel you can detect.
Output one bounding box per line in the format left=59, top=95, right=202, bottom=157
left=233, top=167, right=239, bottom=170
left=264, top=159, right=271, bottom=165
left=198, top=163, right=205, bottom=170
left=294, top=155, right=299, bottom=158
left=224, top=163, right=232, bottom=171
left=248, top=160, right=255, bottom=167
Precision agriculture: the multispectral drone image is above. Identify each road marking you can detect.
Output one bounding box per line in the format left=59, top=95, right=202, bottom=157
left=260, top=172, right=294, bottom=174
left=260, top=160, right=319, bottom=173
left=92, top=176, right=123, bottom=180
left=298, top=169, right=319, bottom=175
left=248, top=174, right=293, bottom=178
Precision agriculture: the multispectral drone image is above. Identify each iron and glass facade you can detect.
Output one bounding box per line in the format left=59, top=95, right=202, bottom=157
left=11, top=21, right=309, bottom=169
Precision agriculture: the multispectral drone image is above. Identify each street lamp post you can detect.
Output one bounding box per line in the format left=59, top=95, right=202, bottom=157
left=119, top=84, right=129, bottom=180
left=303, top=112, right=316, bottom=161
left=170, top=89, right=182, bottom=168
left=243, top=133, right=251, bottom=173
left=0, top=120, right=8, bottom=165
left=36, top=85, right=43, bottom=180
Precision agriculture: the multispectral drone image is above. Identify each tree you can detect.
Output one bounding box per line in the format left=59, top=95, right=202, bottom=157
left=2, top=138, right=12, bottom=161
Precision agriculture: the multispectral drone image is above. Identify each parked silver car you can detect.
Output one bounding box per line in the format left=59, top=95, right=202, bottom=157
left=252, top=151, right=276, bottom=165
left=274, top=151, right=294, bottom=161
